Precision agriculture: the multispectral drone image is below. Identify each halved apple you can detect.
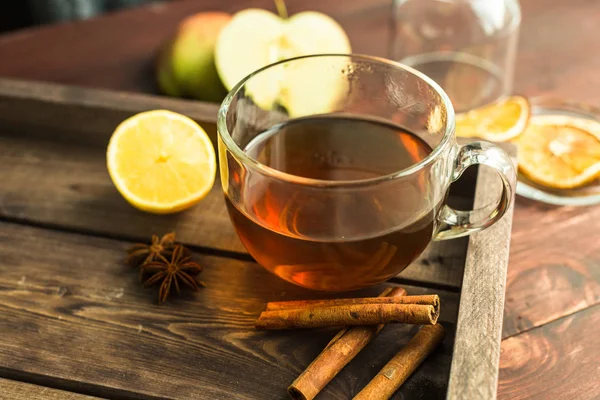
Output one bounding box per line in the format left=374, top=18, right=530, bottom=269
left=215, top=8, right=351, bottom=117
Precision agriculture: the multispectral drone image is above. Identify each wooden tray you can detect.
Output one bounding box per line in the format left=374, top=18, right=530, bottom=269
left=0, top=78, right=514, bottom=400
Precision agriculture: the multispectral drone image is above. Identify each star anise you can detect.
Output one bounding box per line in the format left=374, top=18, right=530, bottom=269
left=126, top=232, right=177, bottom=267
left=141, top=244, right=205, bottom=304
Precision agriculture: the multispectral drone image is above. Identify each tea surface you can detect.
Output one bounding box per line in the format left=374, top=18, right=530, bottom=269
left=226, top=115, right=442, bottom=290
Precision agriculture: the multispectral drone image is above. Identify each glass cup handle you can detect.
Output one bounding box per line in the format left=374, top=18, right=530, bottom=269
left=434, top=141, right=517, bottom=241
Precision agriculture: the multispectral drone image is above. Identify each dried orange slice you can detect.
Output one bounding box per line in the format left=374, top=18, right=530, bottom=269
left=456, top=96, right=530, bottom=141
left=107, top=110, right=216, bottom=213
left=515, top=115, right=600, bottom=189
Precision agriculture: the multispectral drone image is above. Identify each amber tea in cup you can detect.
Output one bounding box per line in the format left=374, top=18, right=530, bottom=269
left=218, top=55, right=516, bottom=291
left=225, top=115, right=439, bottom=290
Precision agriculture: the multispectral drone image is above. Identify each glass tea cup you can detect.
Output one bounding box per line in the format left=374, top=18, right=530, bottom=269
left=217, top=54, right=516, bottom=291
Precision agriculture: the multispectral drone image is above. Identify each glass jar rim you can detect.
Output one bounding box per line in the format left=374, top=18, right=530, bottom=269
left=217, top=54, right=456, bottom=188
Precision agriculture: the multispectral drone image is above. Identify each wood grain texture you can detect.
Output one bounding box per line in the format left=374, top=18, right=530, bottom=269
left=0, top=77, right=219, bottom=147
left=0, top=130, right=244, bottom=253
left=503, top=201, right=600, bottom=339
left=1, top=0, right=598, bottom=398
left=498, top=304, right=600, bottom=400
left=0, top=117, right=513, bottom=399
left=447, top=164, right=515, bottom=400
left=0, top=378, right=99, bottom=400
left=0, top=122, right=472, bottom=289
left=0, top=0, right=596, bottom=339
left=0, top=221, right=458, bottom=399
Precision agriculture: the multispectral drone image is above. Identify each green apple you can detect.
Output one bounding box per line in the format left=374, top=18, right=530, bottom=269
left=215, top=7, right=351, bottom=117
left=157, top=12, right=231, bottom=102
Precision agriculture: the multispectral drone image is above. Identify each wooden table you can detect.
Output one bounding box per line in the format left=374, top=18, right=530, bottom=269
left=0, top=0, right=598, bottom=399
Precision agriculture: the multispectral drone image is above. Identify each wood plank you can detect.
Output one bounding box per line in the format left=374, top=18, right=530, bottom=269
left=393, top=238, right=468, bottom=292
left=0, top=378, right=99, bottom=400
left=502, top=201, right=600, bottom=338
left=0, top=131, right=244, bottom=253
left=498, top=304, right=600, bottom=400
left=0, top=128, right=473, bottom=289
left=0, top=221, right=459, bottom=399
left=0, top=77, right=219, bottom=147
left=447, top=165, right=515, bottom=400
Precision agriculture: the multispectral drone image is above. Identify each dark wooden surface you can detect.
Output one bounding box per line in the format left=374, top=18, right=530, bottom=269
left=0, top=378, right=99, bottom=400
left=0, top=78, right=495, bottom=399
left=0, top=221, right=459, bottom=399
left=0, top=0, right=598, bottom=399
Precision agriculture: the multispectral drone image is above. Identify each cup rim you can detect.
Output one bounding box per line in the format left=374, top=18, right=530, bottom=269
left=217, top=53, right=455, bottom=187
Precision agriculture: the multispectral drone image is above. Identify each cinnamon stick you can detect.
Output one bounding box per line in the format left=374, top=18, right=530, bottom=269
left=353, top=324, right=445, bottom=400
left=266, top=295, right=439, bottom=311
left=256, top=301, right=438, bottom=330
left=288, top=287, right=407, bottom=400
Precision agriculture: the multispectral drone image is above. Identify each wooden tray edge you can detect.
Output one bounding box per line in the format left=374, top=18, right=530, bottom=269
left=0, top=77, right=220, bottom=144
left=446, top=148, right=516, bottom=400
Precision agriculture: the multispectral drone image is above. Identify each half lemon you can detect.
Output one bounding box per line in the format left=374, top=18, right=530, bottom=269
left=107, top=110, right=216, bottom=213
